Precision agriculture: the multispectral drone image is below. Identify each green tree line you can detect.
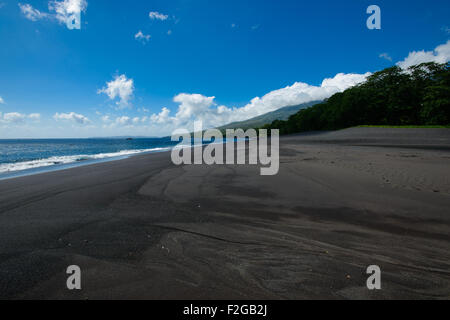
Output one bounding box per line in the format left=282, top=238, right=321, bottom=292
left=262, top=62, right=450, bottom=134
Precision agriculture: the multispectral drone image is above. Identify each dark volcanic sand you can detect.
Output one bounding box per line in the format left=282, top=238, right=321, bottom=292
left=0, top=128, right=449, bottom=300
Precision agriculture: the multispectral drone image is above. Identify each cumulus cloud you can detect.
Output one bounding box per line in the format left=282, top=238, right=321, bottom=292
left=135, top=30, right=151, bottom=43
left=150, top=107, right=172, bottom=124
left=98, top=74, right=134, bottom=107
left=18, top=3, right=48, bottom=21
left=173, top=94, right=216, bottom=122
left=149, top=11, right=168, bottom=21
left=320, top=73, right=370, bottom=92
left=0, top=96, right=4, bottom=104
left=222, top=71, right=368, bottom=122
left=397, top=40, right=450, bottom=69
left=379, top=53, right=392, bottom=61
left=149, top=72, right=371, bottom=130
left=49, top=0, right=87, bottom=28
left=54, top=112, right=90, bottom=125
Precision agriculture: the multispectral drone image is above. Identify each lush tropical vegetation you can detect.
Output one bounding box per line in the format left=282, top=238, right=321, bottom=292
left=262, top=62, right=450, bottom=134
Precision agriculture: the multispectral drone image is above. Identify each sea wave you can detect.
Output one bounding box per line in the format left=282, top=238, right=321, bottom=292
left=0, top=147, right=170, bottom=174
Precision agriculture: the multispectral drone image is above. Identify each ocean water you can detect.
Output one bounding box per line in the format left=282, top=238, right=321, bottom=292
left=0, top=138, right=178, bottom=180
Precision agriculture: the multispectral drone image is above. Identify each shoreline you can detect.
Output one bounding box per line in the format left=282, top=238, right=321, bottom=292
left=0, top=128, right=449, bottom=299
left=0, top=147, right=172, bottom=181
left=3, top=126, right=450, bottom=181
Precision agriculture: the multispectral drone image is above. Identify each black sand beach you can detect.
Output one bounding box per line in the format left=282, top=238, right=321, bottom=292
left=0, top=128, right=449, bottom=300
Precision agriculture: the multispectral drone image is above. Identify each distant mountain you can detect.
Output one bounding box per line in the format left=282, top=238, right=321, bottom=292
left=218, top=100, right=322, bottom=130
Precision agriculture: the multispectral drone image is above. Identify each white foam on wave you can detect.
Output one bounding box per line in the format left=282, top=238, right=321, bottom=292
left=0, top=147, right=170, bottom=174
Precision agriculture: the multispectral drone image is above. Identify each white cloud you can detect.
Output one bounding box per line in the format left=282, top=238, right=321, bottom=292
left=150, top=107, right=172, bottom=124
left=0, top=96, right=4, bottom=104
left=0, top=112, right=41, bottom=124
left=149, top=72, right=370, bottom=130
left=2, top=112, right=26, bottom=123
left=115, top=116, right=132, bottom=126
left=18, top=3, right=48, bottom=21
left=221, top=72, right=370, bottom=124
left=101, top=115, right=110, bottom=122
left=149, top=11, right=168, bottom=21
left=174, top=94, right=216, bottom=122
left=18, top=1, right=87, bottom=29
left=98, top=74, right=134, bottom=107
left=132, top=117, right=141, bottom=124
left=321, top=73, right=370, bottom=92
left=28, top=113, right=41, bottom=121
left=54, top=112, right=90, bottom=125
left=397, top=40, right=450, bottom=69
left=135, top=30, right=151, bottom=43
left=49, top=0, right=87, bottom=27
left=379, top=53, right=392, bottom=61
left=108, top=116, right=149, bottom=127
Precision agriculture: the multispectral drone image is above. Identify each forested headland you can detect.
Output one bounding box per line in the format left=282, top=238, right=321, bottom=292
left=262, top=62, right=450, bottom=134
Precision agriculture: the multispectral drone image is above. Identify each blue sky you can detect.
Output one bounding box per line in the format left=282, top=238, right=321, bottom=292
left=0, top=0, right=449, bottom=138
